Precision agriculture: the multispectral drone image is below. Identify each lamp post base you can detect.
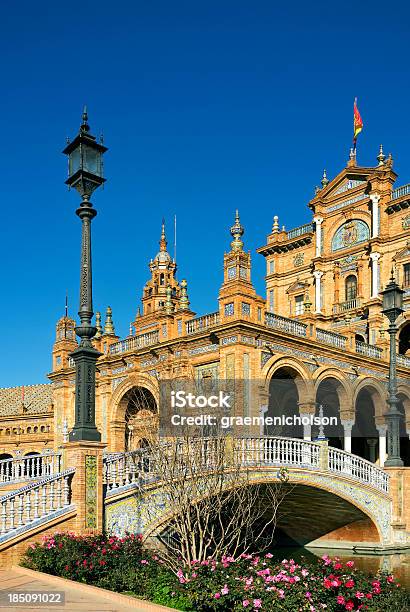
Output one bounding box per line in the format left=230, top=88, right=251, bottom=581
left=384, top=457, right=404, bottom=467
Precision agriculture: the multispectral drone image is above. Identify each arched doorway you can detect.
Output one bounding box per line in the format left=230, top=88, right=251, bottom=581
left=398, top=323, right=410, bottom=355
left=122, top=387, right=158, bottom=451
left=267, top=367, right=303, bottom=438
left=315, top=378, right=344, bottom=449
left=352, top=389, right=379, bottom=462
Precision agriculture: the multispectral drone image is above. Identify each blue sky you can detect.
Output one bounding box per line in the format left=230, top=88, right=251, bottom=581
left=1, top=1, right=410, bottom=386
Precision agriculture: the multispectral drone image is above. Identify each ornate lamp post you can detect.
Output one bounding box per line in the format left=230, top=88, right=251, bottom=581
left=63, top=108, right=107, bottom=442
left=381, top=271, right=404, bottom=467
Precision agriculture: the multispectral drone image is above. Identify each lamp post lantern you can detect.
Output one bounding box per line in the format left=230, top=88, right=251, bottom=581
left=63, top=108, right=107, bottom=442
left=381, top=270, right=404, bottom=467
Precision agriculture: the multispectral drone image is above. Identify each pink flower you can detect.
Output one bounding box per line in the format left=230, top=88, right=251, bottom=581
left=334, top=562, right=343, bottom=570
left=305, top=591, right=312, bottom=598
left=345, top=579, right=355, bottom=588
left=253, top=600, right=262, bottom=609
left=301, top=569, right=309, bottom=577
left=387, top=575, right=395, bottom=583
left=243, top=601, right=250, bottom=608
left=214, top=592, right=221, bottom=599
left=356, top=592, right=364, bottom=599
left=221, top=585, right=229, bottom=595
left=337, top=596, right=345, bottom=605
left=277, top=589, right=285, bottom=599
left=265, top=553, right=273, bottom=558
left=345, top=602, right=354, bottom=611
left=365, top=593, right=372, bottom=599
left=140, top=560, right=148, bottom=564
left=346, top=561, right=354, bottom=568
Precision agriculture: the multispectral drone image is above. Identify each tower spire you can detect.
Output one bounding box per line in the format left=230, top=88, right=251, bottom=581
left=80, top=105, right=90, bottom=133
left=103, top=306, right=115, bottom=336
left=160, top=218, right=167, bottom=252
left=94, top=311, right=103, bottom=339
left=321, top=169, right=329, bottom=188
left=230, top=210, right=244, bottom=252
left=377, top=144, right=386, bottom=166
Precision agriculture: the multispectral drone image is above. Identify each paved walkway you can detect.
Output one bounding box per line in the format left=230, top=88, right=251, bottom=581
left=0, top=567, right=175, bottom=611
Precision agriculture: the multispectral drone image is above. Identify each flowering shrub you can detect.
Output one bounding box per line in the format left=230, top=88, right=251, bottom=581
left=21, top=536, right=409, bottom=611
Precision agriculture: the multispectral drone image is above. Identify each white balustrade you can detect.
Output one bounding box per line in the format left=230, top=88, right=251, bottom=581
left=0, top=469, right=74, bottom=539
left=397, top=354, right=410, bottom=369
left=104, top=450, right=154, bottom=491
left=0, top=452, right=62, bottom=485
left=391, top=183, right=410, bottom=201
left=186, top=312, right=220, bottom=335
left=109, top=331, right=159, bottom=355
left=265, top=313, right=307, bottom=337
left=104, top=437, right=390, bottom=496
left=355, top=341, right=383, bottom=359
left=333, top=297, right=361, bottom=313
left=316, top=328, right=347, bottom=349
left=286, top=223, right=314, bottom=240
left=235, top=437, right=320, bottom=469
left=328, top=448, right=389, bottom=493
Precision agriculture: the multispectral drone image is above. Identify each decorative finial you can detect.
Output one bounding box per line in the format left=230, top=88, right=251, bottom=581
left=272, top=215, right=279, bottom=233
left=377, top=144, right=386, bottom=166
left=129, top=322, right=133, bottom=336
left=179, top=279, right=190, bottom=310
left=230, top=210, right=244, bottom=252
left=321, top=169, right=329, bottom=188
left=103, top=306, right=115, bottom=335
left=137, top=306, right=141, bottom=317
left=159, top=218, right=167, bottom=252
left=303, top=291, right=312, bottom=313
left=65, top=292, right=68, bottom=317
left=315, top=185, right=320, bottom=195
left=80, top=105, right=90, bottom=132
left=386, top=152, right=393, bottom=167
left=165, top=285, right=173, bottom=314
left=94, top=311, right=103, bottom=339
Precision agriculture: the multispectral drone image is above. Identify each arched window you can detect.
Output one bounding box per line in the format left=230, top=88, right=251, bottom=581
left=160, top=273, right=165, bottom=286
left=345, top=275, right=357, bottom=301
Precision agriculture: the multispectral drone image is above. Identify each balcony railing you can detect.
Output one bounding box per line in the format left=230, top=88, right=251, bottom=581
left=316, top=328, right=347, bottom=350
left=109, top=330, right=159, bottom=355
left=397, top=354, right=410, bottom=369
left=286, top=223, right=314, bottom=240
left=391, top=183, right=410, bottom=201
left=355, top=341, right=383, bottom=360
left=333, top=298, right=362, bottom=314
left=186, top=312, right=220, bottom=335
left=265, top=312, right=307, bottom=337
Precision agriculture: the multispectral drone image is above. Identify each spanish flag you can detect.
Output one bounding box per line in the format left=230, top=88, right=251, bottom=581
left=353, top=97, right=363, bottom=145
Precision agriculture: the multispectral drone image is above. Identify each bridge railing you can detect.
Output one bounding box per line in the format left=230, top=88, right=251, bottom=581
left=235, top=437, right=321, bottom=469
left=328, top=448, right=389, bottom=493
left=104, top=450, right=154, bottom=491
left=0, top=469, right=75, bottom=539
left=103, top=437, right=390, bottom=496
left=0, top=452, right=62, bottom=485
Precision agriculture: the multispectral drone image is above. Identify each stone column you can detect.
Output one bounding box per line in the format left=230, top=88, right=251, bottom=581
left=370, top=252, right=381, bottom=298
left=341, top=419, right=354, bottom=453
left=62, top=441, right=106, bottom=535
left=377, top=425, right=387, bottom=467
left=259, top=404, right=268, bottom=436
left=314, top=216, right=323, bottom=257
left=367, top=438, right=378, bottom=463
left=333, top=264, right=340, bottom=306
left=313, top=270, right=323, bottom=313
left=370, top=193, right=380, bottom=238
left=298, top=402, right=316, bottom=441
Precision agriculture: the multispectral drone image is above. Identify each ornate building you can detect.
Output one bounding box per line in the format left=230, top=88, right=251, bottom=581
left=1, top=148, right=410, bottom=467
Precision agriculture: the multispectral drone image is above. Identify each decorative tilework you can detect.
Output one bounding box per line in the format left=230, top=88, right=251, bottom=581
left=241, top=302, right=251, bottom=316
left=293, top=253, right=304, bottom=267
left=112, top=376, right=126, bottom=390
left=332, top=220, right=370, bottom=252
left=221, top=336, right=237, bottom=345
left=240, top=267, right=248, bottom=279
left=85, top=455, right=97, bottom=529
left=224, top=302, right=234, bottom=316
left=227, top=266, right=236, bottom=279
left=189, top=344, right=219, bottom=356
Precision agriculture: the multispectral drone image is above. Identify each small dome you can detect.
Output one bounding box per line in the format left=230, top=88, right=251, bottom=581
left=155, top=250, right=172, bottom=263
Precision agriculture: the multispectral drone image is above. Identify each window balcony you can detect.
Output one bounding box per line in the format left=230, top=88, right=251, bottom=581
left=333, top=297, right=362, bottom=314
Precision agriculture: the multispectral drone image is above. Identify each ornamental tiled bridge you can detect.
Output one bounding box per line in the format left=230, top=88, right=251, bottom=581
left=0, top=435, right=407, bottom=566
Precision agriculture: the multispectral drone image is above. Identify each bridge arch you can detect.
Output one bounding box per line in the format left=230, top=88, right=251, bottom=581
left=140, top=471, right=387, bottom=547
